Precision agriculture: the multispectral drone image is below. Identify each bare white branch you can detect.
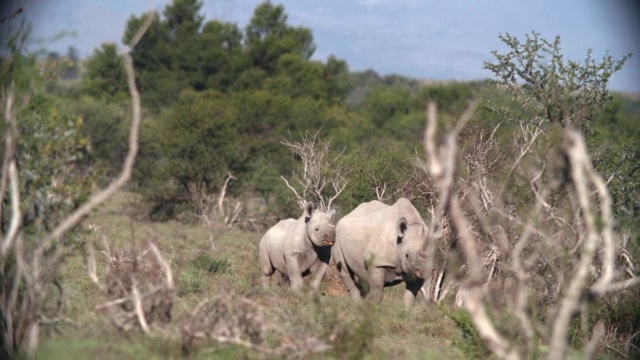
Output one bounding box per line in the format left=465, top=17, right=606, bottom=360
left=124, top=11, right=156, bottom=52
left=1, top=162, right=21, bottom=256
left=149, top=242, right=174, bottom=290
left=131, top=279, right=150, bottom=334
left=423, top=101, right=518, bottom=359
left=86, top=240, right=102, bottom=288
left=217, top=172, right=237, bottom=215
left=548, top=130, right=609, bottom=360
left=281, top=131, right=347, bottom=212
left=280, top=175, right=307, bottom=209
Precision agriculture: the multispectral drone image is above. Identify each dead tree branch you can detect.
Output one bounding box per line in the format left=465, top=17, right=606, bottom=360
left=423, top=98, right=640, bottom=360
left=281, top=131, right=348, bottom=212
left=196, top=172, right=241, bottom=250
left=424, top=102, right=519, bottom=359
left=89, top=238, right=174, bottom=334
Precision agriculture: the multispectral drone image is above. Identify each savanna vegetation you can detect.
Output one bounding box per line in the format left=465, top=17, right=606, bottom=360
left=1, top=0, right=639, bottom=358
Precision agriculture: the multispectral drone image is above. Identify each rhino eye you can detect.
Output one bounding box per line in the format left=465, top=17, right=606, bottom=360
left=405, top=254, right=409, bottom=258
left=315, top=228, right=319, bottom=231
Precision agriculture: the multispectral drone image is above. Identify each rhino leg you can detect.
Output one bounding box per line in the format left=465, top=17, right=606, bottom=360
left=403, top=279, right=425, bottom=308
left=286, top=254, right=304, bottom=290
left=366, top=267, right=387, bottom=302
left=261, top=274, right=272, bottom=289
left=259, top=241, right=274, bottom=289
left=277, top=271, right=290, bottom=286
left=333, top=249, right=361, bottom=299
left=309, top=258, right=330, bottom=292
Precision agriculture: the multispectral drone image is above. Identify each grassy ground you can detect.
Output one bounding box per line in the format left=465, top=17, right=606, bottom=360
left=34, top=190, right=467, bottom=359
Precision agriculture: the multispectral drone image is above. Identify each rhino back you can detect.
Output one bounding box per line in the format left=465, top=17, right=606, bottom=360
left=392, top=198, right=425, bottom=225
left=336, top=201, right=401, bottom=274
left=336, top=198, right=428, bottom=275
left=261, top=218, right=304, bottom=272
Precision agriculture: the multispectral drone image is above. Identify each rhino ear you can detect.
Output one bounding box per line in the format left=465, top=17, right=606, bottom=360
left=304, top=202, right=314, bottom=223
left=328, top=208, right=337, bottom=220
left=396, top=217, right=408, bottom=241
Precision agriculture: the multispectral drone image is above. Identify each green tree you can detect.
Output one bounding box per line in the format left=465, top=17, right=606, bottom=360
left=62, top=95, right=129, bottom=180
left=82, top=43, right=128, bottom=100
left=590, top=95, right=640, bottom=227
left=61, top=46, right=80, bottom=80
left=245, top=1, right=316, bottom=72
left=363, top=86, right=411, bottom=129
left=122, top=11, right=179, bottom=109
left=199, top=20, right=246, bottom=91
left=266, top=54, right=328, bottom=100
left=448, top=32, right=640, bottom=359
left=324, top=55, right=352, bottom=102
left=162, top=0, right=204, bottom=89
left=121, top=0, right=236, bottom=108
left=484, top=31, right=631, bottom=133
left=484, top=32, right=638, bottom=231
left=417, top=82, right=474, bottom=115
left=343, top=144, right=413, bottom=212
left=163, top=0, right=203, bottom=38
left=138, top=89, right=251, bottom=217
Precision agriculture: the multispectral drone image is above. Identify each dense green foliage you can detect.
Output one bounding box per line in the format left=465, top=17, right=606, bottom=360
left=484, top=32, right=631, bottom=133
left=80, top=0, right=365, bottom=217
left=477, top=31, right=640, bottom=355
left=590, top=94, right=640, bottom=227
left=82, top=43, right=128, bottom=101
left=483, top=32, right=638, bottom=227
left=2, top=47, right=94, bottom=247
left=77, top=2, right=640, bottom=228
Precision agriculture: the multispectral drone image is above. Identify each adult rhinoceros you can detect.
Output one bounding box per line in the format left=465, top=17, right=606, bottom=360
left=332, top=198, right=430, bottom=307
left=259, top=202, right=336, bottom=291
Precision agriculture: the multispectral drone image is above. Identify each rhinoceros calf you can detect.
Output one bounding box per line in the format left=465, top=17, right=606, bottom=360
left=259, top=202, right=336, bottom=291
left=332, top=198, right=430, bottom=307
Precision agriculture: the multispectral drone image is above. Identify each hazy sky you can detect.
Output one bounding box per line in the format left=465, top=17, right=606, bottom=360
left=12, top=0, right=640, bottom=92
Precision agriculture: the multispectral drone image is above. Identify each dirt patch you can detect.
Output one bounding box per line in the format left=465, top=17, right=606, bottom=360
left=323, top=263, right=348, bottom=297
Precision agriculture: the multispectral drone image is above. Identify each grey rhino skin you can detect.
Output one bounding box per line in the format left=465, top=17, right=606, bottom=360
left=259, top=202, right=336, bottom=291
left=332, top=198, right=429, bottom=307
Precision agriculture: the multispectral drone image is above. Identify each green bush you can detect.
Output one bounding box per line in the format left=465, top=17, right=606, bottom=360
left=311, top=296, right=375, bottom=360
left=191, top=253, right=231, bottom=274
left=177, top=267, right=206, bottom=296
left=61, top=95, right=129, bottom=181
left=342, top=142, right=413, bottom=212
left=449, top=309, right=491, bottom=359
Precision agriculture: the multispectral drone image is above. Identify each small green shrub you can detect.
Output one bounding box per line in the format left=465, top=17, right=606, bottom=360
left=306, top=296, right=374, bottom=360
left=450, top=309, right=491, bottom=359
left=191, top=253, right=231, bottom=274
left=178, top=268, right=206, bottom=296
left=330, top=313, right=374, bottom=359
